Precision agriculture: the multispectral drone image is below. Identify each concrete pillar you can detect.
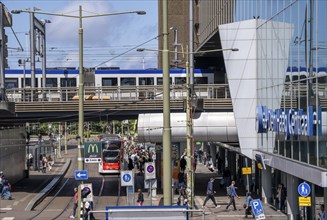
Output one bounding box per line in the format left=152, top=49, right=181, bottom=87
left=286, top=173, right=299, bottom=220
left=209, top=144, right=217, bottom=167
left=261, top=166, right=272, bottom=204
left=219, top=148, right=226, bottom=170
left=243, top=157, right=252, bottom=192
left=310, top=183, right=315, bottom=220
left=230, top=152, right=236, bottom=181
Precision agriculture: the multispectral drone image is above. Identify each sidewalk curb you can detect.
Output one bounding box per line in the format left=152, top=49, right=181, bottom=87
left=25, top=159, right=71, bottom=211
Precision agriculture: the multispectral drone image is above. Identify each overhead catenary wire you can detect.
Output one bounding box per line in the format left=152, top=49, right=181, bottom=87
left=93, top=34, right=162, bottom=68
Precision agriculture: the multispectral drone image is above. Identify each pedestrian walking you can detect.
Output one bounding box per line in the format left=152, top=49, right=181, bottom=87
left=1, top=177, right=12, bottom=200
left=180, top=156, right=186, bottom=173
left=42, top=155, right=47, bottom=173
left=47, top=155, right=53, bottom=171
left=70, top=187, right=78, bottom=219
left=319, top=204, right=325, bottom=220
left=202, top=178, right=220, bottom=209
left=128, top=157, right=134, bottom=170
left=226, top=180, right=239, bottom=211
left=137, top=189, right=144, bottom=206
left=275, top=183, right=286, bottom=212
left=244, top=192, right=254, bottom=218
left=84, top=201, right=95, bottom=220
left=0, top=171, right=4, bottom=192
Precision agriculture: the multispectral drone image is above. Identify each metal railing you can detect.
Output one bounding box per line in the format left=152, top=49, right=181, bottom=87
left=86, top=207, right=206, bottom=220
left=5, top=84, right=231, bottom=103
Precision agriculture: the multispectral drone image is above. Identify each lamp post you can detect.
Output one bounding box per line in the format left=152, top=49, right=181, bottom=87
left=18, top=58, right=29, bottom=101
left=138, top=46, right=238, bottom=208
left=12, top=7, right=145, bottom=218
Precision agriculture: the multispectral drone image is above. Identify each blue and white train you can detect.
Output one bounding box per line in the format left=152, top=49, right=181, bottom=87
left=4, top=68, right=215, bottom=89
left=4, top=66, right=326, bottom=89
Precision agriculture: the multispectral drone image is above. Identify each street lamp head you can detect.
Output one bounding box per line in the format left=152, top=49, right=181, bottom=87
left=136, top=48, right=145, bottom=52
left=41, top=19, right=51, bottom=24
left=136, top=11, right=146, bottom=15
left=231, top=48, right=239, bottom=51
left=11, top=10, right=22, bottom=14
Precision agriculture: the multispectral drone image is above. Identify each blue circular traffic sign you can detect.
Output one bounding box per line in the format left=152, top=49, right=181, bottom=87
left=123, top=173, right=132, bottom=182
left=147, top=165, right=154, bottom=173
left=298, top=182, right=311, bottom=197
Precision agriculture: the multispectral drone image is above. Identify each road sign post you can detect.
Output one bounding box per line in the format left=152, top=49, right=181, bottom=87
left=84, top=142, right=102, bottom=163
left=144, top=162, right=156, bottom=180
left=121, top=170, right=134, bottom=206
left=250, top=199, right=265, bottom=219
left=144, top=162, right=156, bottom=205
left=74, top=170, right=88, bottom=181
left=298, top=182, right=311, bottom=197
left=298, top=182, right=311, bottom=219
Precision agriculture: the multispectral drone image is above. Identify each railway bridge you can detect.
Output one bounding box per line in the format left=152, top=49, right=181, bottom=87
left=3, top=83, right=326, bottom=124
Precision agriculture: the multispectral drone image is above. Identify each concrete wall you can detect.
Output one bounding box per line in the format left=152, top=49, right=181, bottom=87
left=0, top=127, right=26, bottom=184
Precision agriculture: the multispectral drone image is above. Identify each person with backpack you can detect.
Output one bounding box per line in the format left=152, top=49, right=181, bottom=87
left=202, top=178, right=220, bottom=209
left=226, top=180, right=239, bottom=211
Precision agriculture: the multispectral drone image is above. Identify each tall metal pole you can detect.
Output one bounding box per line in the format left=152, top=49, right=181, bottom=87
left=162, top=0, right=172, bottom=205
left=0, top=3, right=5, bottom=101
left=41, top=23, right=46, bottom=99
left=64, top=121, right=68, bottom=155
left=77, top=5, right=84, bottom=220
left=189, top=0, right=194, bottom=94
left=186, top=46, right=192, bottom=209
left=172, top=28, right=178, bottom=68
left=30, top=10, right=35, bottom=89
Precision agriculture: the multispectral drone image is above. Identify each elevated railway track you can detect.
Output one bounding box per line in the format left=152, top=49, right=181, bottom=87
left=1, top=84, right=326, bottom=124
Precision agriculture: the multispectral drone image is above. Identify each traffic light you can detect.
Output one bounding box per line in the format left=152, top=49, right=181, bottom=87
left=81, top=187, right=91, bottom=199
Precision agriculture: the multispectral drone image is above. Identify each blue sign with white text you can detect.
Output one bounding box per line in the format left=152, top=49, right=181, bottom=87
left=298, top=182, right=311, bottom=197
left=74, top=170, right=88, bottom=180
left=256, top=105, right=322, bottom=140
left=251, top=199, right=264, bottom=217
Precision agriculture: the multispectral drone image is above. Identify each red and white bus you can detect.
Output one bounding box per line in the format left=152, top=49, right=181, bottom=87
left=98, top=134, right=124, bottom=174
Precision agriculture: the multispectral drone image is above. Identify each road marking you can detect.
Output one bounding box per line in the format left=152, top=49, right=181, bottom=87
left=0, top=208, right=12, bottom=211
left=1, top=217, right=15, bottom=220
left=20, top=194, right=33, bottom=202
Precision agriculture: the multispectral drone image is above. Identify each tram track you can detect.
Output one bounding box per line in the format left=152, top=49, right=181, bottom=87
left=27, top=156, right=77, bottom=220
left=26, top=160, right=121, bottom=220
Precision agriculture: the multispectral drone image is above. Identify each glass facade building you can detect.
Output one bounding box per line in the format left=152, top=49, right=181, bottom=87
left=196, top=0, right=326, bottom=219
left=162, top=0, right=326, bottom=218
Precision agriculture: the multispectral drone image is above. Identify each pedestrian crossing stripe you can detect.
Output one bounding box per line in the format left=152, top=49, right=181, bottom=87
left=0, top=208, right=12, bottom=211
left=1, top=217, right=15, bottom=220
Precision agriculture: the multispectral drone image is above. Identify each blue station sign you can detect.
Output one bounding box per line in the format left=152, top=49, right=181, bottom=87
left=256, top=105, right=322, bottom=140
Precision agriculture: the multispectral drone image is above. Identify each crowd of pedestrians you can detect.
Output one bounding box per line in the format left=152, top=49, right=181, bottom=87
left=126, top=143, right=156, bottom=172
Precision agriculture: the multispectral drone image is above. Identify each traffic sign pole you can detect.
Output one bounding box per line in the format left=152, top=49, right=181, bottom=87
left=298, top=182, right=311, bottom=220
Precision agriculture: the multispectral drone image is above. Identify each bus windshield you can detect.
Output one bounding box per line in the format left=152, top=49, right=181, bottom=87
left=103, top=142, right=120, bottom=150
left=103, top=150, right=120, bottom=163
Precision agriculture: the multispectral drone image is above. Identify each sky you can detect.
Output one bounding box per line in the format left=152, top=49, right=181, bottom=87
left=2, top=0, right=159, bottom=70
